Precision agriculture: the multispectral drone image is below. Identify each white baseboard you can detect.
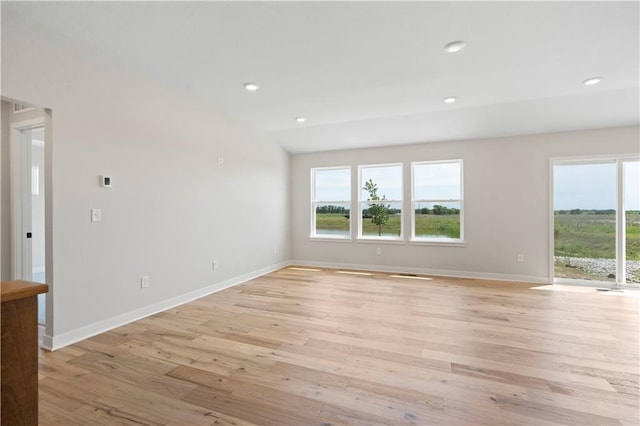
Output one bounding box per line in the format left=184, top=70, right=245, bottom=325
left=290, top=259, right=551, bottom=284
left=42, top=260, right=291, bottom=351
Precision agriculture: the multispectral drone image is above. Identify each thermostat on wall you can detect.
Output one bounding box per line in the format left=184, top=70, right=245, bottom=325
left=101, top=176, right=112, bottom=188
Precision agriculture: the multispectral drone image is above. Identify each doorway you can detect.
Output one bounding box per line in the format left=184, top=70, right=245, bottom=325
left=3, top=99, right=53, bottom=348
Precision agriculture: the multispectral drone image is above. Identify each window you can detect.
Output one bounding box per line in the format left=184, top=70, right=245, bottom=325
left=359, top=164, right=403, bottom=239
left=311, top=167, right=351, bottom=238
left=412, top=160, right=463, bottom=241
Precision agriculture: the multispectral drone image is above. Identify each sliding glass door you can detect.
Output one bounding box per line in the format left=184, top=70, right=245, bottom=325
left=553, top=157, right=639, bottom=286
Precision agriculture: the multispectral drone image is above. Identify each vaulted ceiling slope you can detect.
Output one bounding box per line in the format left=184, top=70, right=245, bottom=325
left=3, top=1, right=639, bottom=153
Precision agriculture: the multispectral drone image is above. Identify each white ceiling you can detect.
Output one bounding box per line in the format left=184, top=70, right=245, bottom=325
left=5, top=1, right=639, bottom=153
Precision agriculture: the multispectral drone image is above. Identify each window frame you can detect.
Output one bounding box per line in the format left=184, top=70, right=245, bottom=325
left=411, top=159, right=465, bottom=244
left=310, top=166, right=352, bottom=240
left=357, top=163, right=404, bottom=241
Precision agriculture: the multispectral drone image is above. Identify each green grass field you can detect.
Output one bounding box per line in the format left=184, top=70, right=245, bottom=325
left=315, top=213, right=460, bottom=238
left=554, top=212, right=639, bottom=282
left=554, top=212, right=640, bottom=260
left=414, top=214, right=460, bottom=238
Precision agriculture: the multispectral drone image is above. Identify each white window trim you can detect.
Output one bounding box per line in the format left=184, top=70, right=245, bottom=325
left=310, top=166, right=352, bottom=240
left=357, top=163, right=404, bottom=241
left=13, top=103, right=35, bottom=114
left=410, top=159, right=465, bottom=244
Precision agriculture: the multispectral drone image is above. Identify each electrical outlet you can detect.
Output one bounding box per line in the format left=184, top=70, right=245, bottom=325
left=376, top=247, right=382, bottom=255
left=273, top=247, right=277, bottom=255
left=141, top=276, right=150, bottom=288
left=213, top=260, right=219, bottom=270
left=517, top=253, right=525, bottom=262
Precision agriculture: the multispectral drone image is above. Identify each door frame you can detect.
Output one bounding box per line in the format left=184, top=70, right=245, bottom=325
left=7, top=104, right=54, bottom=350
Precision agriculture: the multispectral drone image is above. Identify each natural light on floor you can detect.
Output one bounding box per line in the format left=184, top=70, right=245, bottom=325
left=530, top=284, right=640, bottom=296
left=335, top=270, right=374, bottom=276
left=388, top=274, right=433, bottom=280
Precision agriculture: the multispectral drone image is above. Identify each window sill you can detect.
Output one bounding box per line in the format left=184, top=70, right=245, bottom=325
left=410, top=239, right=467, bottom=247
left=309, top=236, right=466, bottom=247
left=310, top=236, right=353, bottom=243
left=356, top=237, right=406, bottom=245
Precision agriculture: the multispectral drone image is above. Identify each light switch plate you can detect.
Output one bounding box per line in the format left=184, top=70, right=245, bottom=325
left=91, top=208, right=101, bottom=222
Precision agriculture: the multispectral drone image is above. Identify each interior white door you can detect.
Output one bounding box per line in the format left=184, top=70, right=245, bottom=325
left=14, top=125, right=46, bottom=324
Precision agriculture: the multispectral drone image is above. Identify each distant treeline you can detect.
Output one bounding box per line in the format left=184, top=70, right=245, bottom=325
left=555, top=209, right=640, bottom=215
left=415, top=205, right=460, bottom=215
left=316, top=205, right=459, bottom=215
left=316, top=205, right=349, bottom=214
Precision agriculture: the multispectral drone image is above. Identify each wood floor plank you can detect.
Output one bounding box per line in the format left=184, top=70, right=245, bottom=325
left=39, top=267, right=639, bottom=425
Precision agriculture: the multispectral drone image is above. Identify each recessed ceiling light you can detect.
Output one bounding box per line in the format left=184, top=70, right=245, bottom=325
left=243, top=82, right=259, bottom=91
left=295, top=117, right=306, bottom=123
left=583, top=76, right=603, bottom=86
left=443, top=40, right=466, bottom=53
left=443, top=96, right=457, bottom=104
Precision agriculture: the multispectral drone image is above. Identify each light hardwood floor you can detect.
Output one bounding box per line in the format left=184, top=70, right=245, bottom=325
left=39, top=267, right=639, bottom=425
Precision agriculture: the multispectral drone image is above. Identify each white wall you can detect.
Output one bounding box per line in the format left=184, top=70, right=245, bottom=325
left=0, top=102, right=10, bottom=281
left=2, top=10, right=290, bottom=348
left=291, top=127, right=640, bottom=282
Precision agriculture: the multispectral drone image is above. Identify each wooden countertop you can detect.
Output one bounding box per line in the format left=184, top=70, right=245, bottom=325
left=1, top=280, right=48, bottom=303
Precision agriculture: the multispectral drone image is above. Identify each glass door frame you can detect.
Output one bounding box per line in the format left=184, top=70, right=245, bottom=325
left=549, top=154, right=639, bottom=287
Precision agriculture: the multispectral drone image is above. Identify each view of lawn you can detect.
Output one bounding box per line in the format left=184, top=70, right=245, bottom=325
left=414, top=214, right=460, bottom=239
left=554, top=213, right=617, bottom=259
left=314, top=212, right=460, bottom=238
left=554, top=211, right=640, bottom=283
left=314, top=213, right=350, bottom=235
left=554, top=211, right=640, bottom=259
